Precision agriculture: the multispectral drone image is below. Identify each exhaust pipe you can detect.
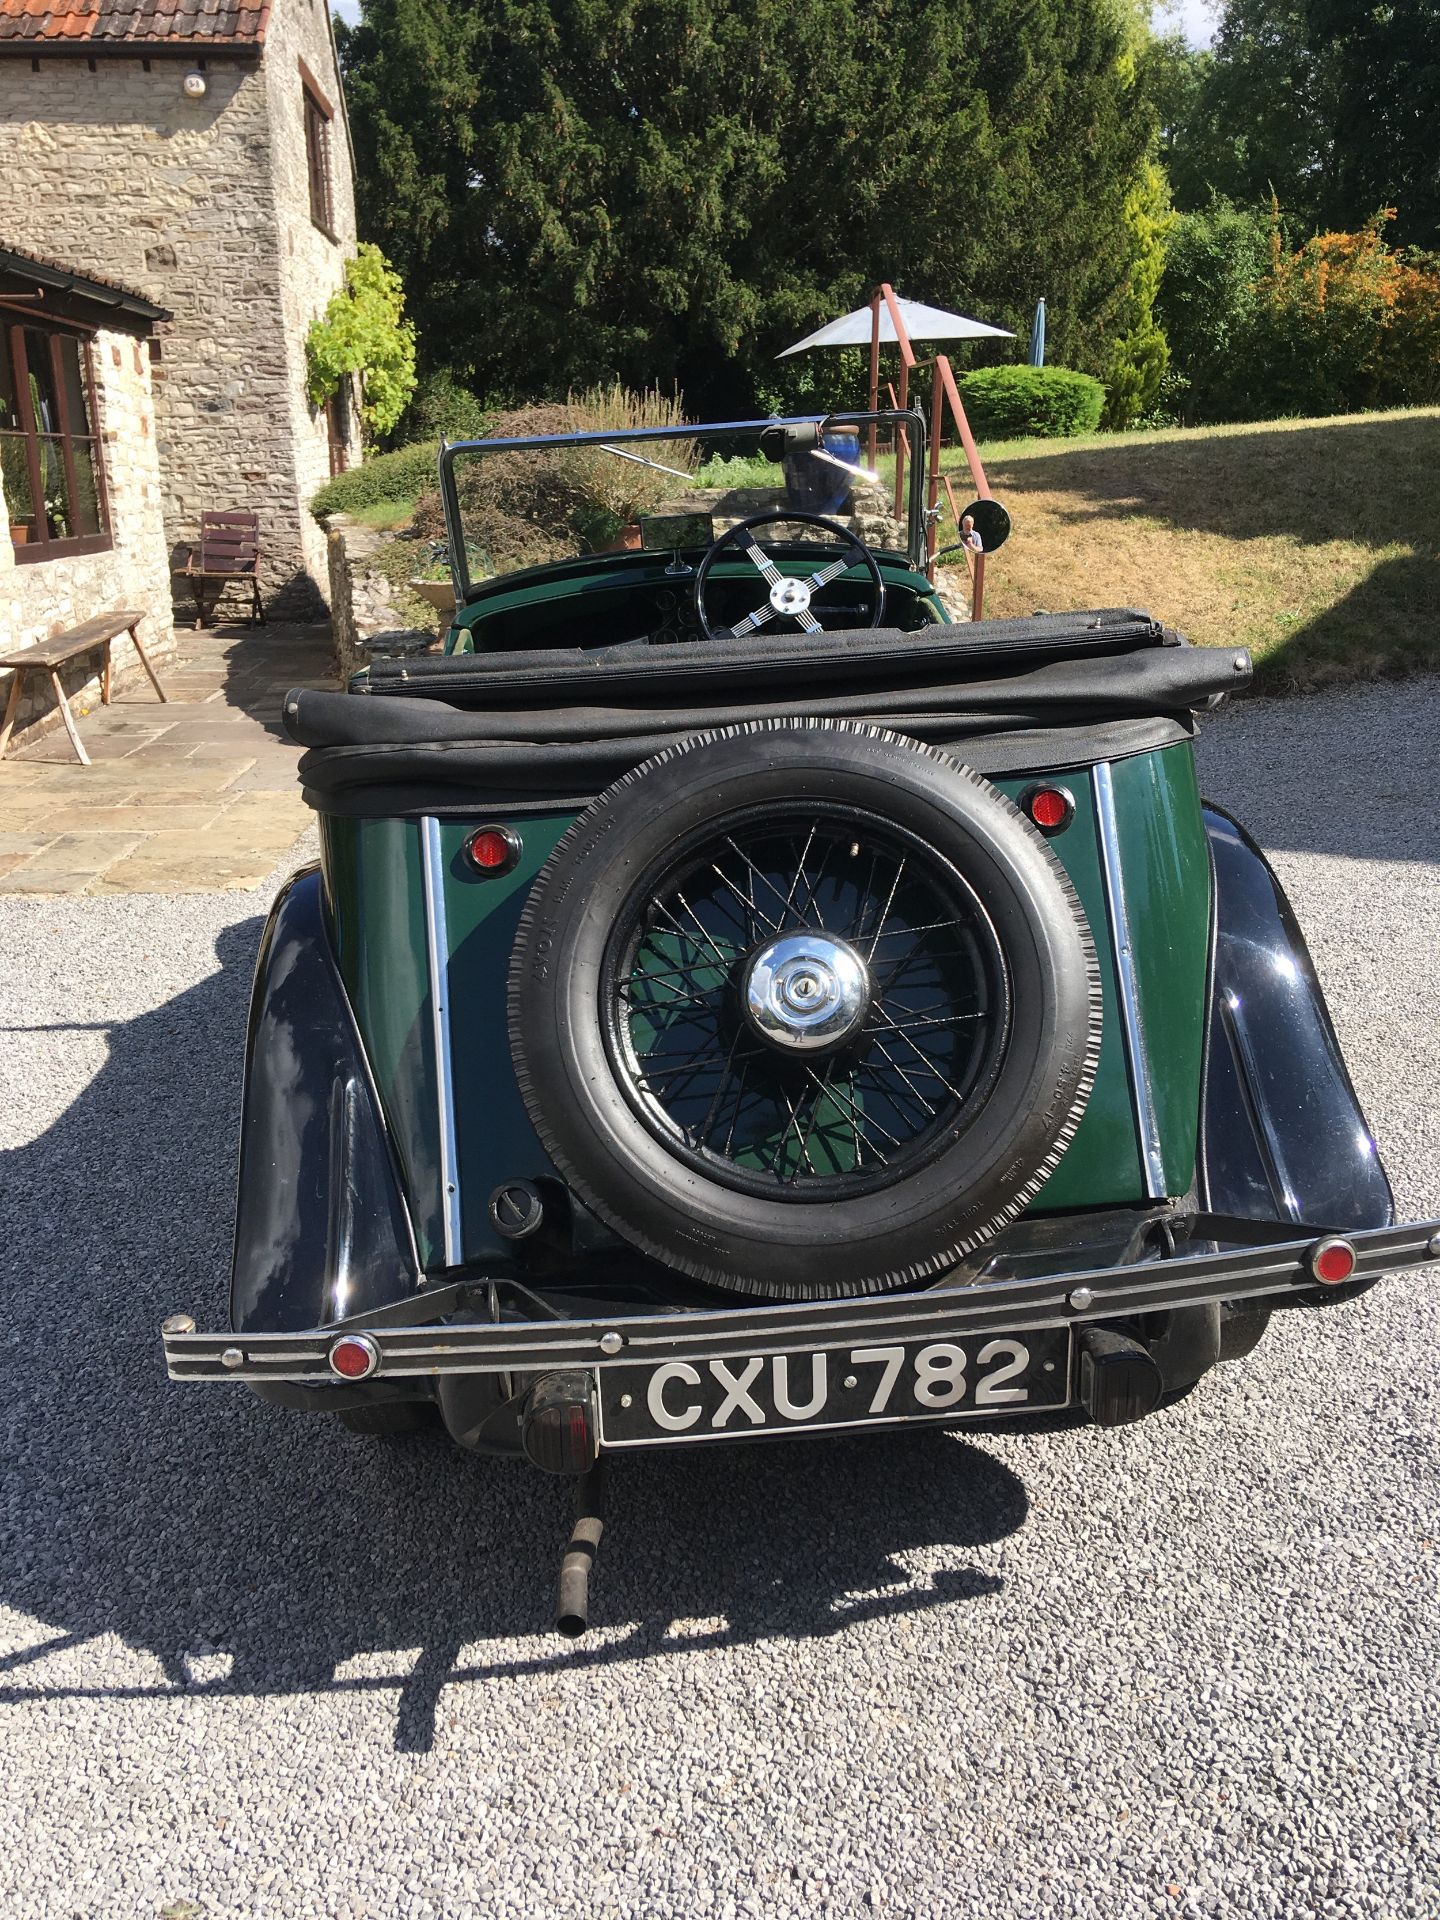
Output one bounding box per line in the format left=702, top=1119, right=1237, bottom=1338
left=1077, top=1325, right=1164, bottom=1427
left=555, top=1458, right=608, bottom=1638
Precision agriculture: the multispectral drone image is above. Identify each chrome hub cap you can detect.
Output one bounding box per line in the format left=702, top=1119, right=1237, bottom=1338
left=744, top=933, right=870, bottom=1052
left=768, top=575, right=814, bottom=618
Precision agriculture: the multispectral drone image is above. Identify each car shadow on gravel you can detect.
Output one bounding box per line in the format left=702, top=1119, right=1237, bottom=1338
left=0, top=924, right=1029, bottom=1753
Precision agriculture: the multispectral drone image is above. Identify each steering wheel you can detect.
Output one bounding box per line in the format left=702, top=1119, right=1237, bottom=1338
left=693, top=511, right=886, bottom=644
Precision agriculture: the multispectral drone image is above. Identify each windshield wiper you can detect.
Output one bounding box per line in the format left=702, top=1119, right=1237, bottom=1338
left=597, top=445, right=694, bottom=482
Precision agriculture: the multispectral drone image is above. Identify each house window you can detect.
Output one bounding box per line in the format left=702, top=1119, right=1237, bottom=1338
left=303, top=80, right=336, bottom=236
left=325, top=382, right=350, bottom=477
left=0, top=320, right=111, bottom=562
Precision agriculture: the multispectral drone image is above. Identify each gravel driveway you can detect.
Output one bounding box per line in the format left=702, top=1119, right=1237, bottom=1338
left=1, top=682, right=1436, bottom=1920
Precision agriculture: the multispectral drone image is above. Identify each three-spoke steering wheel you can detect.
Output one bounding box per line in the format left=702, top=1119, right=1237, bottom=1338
left=693, top=510, right=886, bottom=644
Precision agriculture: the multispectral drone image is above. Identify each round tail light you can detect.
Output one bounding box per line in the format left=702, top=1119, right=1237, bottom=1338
left=329, top=1333, right=380, bottom=1379
left=463, top=825, right=521, bottom=876
left=1022, top=785, right=1075, bottom=833
left=1308, top=1237, right=1357, bottom=1286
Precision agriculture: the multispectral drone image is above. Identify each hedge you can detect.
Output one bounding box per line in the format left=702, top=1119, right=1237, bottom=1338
left=309, top=440, right=441, bottom=519
left=958, top=365, right=1106, bottom=441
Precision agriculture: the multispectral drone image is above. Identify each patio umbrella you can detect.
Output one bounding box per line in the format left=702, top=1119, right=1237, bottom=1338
left=777, top=296, right=1013, bottom=357
left=1028, top=297, right=1047, bottom=367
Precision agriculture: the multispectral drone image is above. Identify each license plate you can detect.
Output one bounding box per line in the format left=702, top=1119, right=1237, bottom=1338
left=597, top=1328, right=1071, bottom=1448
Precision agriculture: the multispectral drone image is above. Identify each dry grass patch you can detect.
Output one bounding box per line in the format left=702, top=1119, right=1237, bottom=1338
left=976, top=408, right=1440, bottom=690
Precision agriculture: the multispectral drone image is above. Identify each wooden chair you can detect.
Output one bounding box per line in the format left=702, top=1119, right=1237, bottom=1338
left=175, top=510, right=266, bottom=629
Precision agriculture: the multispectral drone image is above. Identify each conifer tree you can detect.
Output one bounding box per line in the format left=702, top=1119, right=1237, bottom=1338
left=338, top=0, right=1156, bottom=411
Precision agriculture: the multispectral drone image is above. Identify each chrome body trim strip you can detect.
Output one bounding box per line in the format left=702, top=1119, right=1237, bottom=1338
left=420, top=815, right=463, bottom=1267
left=164, top=1220, right=1440, bottom=1384
left=1092, top=761, right=1168, bottom=1199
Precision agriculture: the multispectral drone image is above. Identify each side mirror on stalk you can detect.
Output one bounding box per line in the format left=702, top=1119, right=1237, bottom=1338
left=957, top=497, right=1012, bottom=553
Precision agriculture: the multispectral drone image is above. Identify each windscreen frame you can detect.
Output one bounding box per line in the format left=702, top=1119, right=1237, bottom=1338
left=436, top=408, right=930, bottom=603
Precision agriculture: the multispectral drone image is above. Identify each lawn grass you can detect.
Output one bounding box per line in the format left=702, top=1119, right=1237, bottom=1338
left=346, top=496, right=423, bottom=531
left=973, top=407, right=1440, bottom=690
left=692, top=451, right=780, bottom=488
left=319, top=407, right=1438, bottom=691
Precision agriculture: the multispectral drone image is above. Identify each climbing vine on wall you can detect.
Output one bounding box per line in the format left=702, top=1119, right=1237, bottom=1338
left=305, top=243, right=418, bottom=442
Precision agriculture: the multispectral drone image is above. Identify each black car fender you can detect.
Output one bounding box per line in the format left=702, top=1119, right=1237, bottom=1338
left=1199, top=803, right=1394, bottom=1238
left=230, top=867, right=422, bottom=1356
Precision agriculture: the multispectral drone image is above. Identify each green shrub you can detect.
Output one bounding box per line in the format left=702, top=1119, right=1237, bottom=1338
left=1158, top=202, right=1440, bottom=423
left=388, top=368, right=497, bottom=449
left=958, top=365, right=1106, bottom=440
left=1154, top=200, right=1272, bottom=423
left=309, top=440, right=441, bottom=520
left=1237, top=211, right=1440, bottom=419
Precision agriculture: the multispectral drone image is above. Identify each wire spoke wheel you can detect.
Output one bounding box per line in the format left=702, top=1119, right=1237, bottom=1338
left=603, top=807, right=1012, bottom=1198
left=511, top=721, right=1101, bottom=1299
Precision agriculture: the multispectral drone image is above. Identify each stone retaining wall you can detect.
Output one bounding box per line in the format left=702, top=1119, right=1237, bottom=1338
left=325, top=515, right=438, bottom=680
left=321, top=488, right=920, bottom=683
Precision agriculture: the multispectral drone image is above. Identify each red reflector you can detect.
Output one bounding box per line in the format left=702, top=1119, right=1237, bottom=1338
left=463, top=825, right=520, bottom=875
left=329, top=1334, right=379, bottom=1379
left=1023, top=785, right=1073, bottom=833
left=1310, top=1238, right=1357, bottom=1286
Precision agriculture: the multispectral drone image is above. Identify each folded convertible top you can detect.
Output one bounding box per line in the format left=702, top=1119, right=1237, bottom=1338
left=288, top=611, right=1249, bottom=817
left=358, top=608, right=1176, bottom=709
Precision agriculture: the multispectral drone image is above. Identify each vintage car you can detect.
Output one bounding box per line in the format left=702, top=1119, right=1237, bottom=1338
left=163, top=410, right=1438, bottom=1634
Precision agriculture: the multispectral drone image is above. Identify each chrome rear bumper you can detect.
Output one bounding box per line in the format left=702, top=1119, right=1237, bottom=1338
left=162, top=1217, right=1439, bottom=1386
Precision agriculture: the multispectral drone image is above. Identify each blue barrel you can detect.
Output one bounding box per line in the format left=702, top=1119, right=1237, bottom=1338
left=782, top=431, right=860, bottom=515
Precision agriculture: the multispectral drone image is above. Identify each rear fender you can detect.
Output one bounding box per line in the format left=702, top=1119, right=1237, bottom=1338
left=1200, top=804, right=1393, bottom=1232
left=231, top=867, right=422, bottom=1336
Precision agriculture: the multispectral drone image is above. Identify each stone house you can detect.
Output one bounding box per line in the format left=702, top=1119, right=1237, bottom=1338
left=0, top=0, right=358, bottom=643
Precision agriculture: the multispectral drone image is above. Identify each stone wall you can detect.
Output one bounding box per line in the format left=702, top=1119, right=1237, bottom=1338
left=263, top=0, right=359, bottom=595
left=325, top=516, right=436, bottom=680
left=0, top=326, right=175, bottom=746
left=0, top=0, right=356, bottom=617
left=668, top=483, right=904, bottom=551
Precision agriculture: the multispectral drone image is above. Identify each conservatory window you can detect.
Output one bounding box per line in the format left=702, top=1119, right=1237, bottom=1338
left=0, top=320, right=111, bottom=562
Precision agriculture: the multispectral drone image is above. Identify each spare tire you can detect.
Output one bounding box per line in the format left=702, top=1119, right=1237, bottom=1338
left=509, top=720, right=1101, bottom=1299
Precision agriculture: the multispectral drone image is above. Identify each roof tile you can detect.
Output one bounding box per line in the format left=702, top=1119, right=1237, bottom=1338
left=0, top=0, right=269, bottom=44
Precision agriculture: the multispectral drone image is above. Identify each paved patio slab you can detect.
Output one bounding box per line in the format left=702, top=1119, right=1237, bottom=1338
left=0, top=622, right=333, bottom=893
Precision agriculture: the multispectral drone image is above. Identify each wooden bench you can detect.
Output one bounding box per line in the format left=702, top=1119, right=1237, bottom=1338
left=175, top=509, right=265, bottom=628
left=0, top=609, right=168, bottom=767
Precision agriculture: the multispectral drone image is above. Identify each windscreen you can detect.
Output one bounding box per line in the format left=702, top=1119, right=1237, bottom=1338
left=440, top=414, right=924, bottom=601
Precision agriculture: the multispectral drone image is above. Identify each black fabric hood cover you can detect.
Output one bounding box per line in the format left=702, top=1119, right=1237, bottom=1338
left=289, top=611, right=1249, bottom=815
left=359, top=608, right=1175, bottom=709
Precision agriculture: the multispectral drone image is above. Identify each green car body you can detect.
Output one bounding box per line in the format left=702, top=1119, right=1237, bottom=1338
left=161, top=410, right=1431, bottom=1633
left=320, top=742, right=1212, bottom=1273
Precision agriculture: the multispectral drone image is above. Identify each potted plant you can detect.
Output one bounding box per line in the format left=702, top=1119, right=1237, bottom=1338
left=2, top=435, right=32, bottom=544
left=408, top=539, right=457, bottom=617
